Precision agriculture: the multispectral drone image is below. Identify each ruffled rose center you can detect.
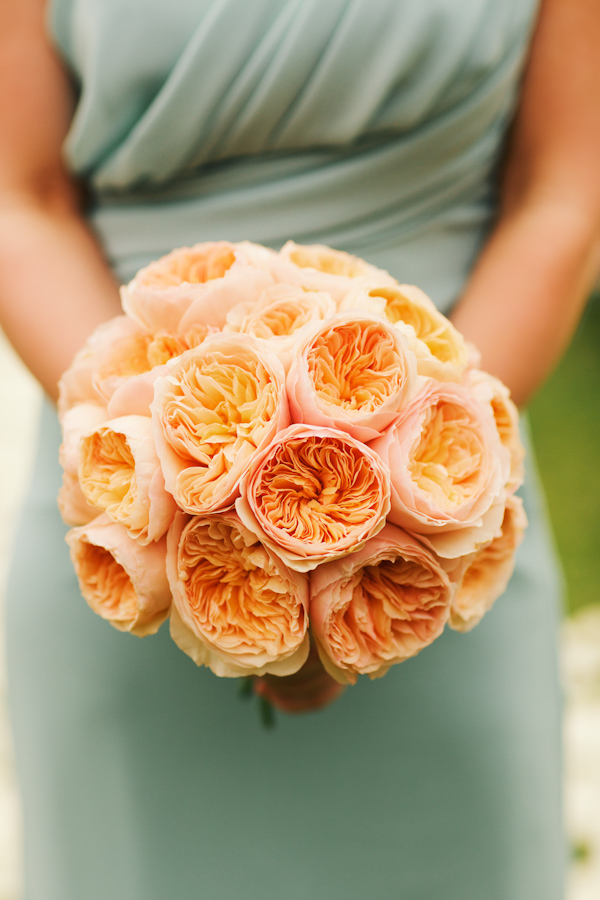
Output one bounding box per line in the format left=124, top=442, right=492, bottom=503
left=141, top=244, right=236, bottom=287
left=80, top=430, right=144, bottom=528
left=327, top=558, right=447, bottom=665
left=179, top=521, right=305, bottom=654
left=288, top=247, right=367, bottom=278
left=255, top=436, right=381, bottom=544
left=162, top=353, right=278, bottom=467
left=96, top=327, right=211, bottom=383
left=307, top=321, right=407, bottom=412
left=75, top=541, right=138, bottom=623
left=367, top=288, right=463, bottom=365
left=410, top=402, right=483, bottom=510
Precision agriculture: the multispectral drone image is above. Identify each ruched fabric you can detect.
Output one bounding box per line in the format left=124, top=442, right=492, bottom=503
left=6, top=2, right=566, bottom=897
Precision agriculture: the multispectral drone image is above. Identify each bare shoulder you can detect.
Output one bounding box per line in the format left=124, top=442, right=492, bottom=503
left=504, top=0, right=600, bottom=219
left=0, top=0, right=76, bottom=205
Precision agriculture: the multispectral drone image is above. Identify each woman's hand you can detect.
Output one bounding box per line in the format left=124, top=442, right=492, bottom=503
left=451, top=0, right=600, bottom=408
left=253, top=641, right=345, bottom=714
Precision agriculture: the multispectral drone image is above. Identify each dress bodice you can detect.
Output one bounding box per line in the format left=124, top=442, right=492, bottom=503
left=48, top=0, right=539, bottom=307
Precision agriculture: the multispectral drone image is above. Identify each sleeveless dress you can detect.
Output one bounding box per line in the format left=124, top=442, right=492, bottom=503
left=7, top=1, right=565, bottom=897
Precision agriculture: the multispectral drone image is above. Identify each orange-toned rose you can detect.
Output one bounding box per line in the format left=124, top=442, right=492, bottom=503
left=236, top=424, right=391, bottom=572
left=167, top=511, right=309, bottom=677
left=449, top=494, right=527, bottom=632
left=287, top=312, right=419, bottom=442
left=341, top=283, right=469, bottom=381
left=78, top=414, right=177, bottom=544
left=371, top=381, right=508, bottom=557
left=66, top=516, right=171, bottom=636
left=467, top=369, right=525, bottom=494
left=224, top=284, right=336, bottom=371
left=310, top=524, right=454, bottom=684
left=152, top=333, right=290, bottom=514
left=123, top=242, right=274, bottom=334
left=267, top=241, right=397, bottom=303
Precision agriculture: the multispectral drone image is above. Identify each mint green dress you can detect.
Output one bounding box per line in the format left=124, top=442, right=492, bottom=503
left=7, top=2, right=565, bottom=897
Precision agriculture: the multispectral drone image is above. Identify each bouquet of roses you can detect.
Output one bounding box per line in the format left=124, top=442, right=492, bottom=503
left=58, top=240, right=526, bottom=706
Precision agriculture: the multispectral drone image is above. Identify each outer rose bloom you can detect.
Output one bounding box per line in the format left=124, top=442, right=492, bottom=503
left=78, top=414, right=177, bottom=544
left=123, top=241, right=274, bottom=334
left=223, top=284, right=336, bottom=371
left=287, top=312, right=419, bottom=442
left=167, top=512, right=310, bottom=677
left=152, top=333, right=290, bottom=514
left=310, top=524, right=454, bottom=684
left=58, top=315, right=214, bottom=419
left=58, top=402, right=109, bottom=526
left=467, top=369, right=525, bottom=494
left=340, top=282, right=469, bottom=381
left=66, top=515, right=171, bottom=637
left=371, top=380, right=509, bottom=558
left=267, top=241, right=397, bottom=302
left=449, top=494, right=527, bottom=632
left=236, top=424, right=391, bottom=572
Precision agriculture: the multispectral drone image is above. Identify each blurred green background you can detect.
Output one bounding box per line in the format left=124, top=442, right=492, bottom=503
left=529, top=291, right=600, bottom=613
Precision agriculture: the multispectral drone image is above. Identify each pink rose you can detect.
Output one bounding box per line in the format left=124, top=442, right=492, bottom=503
left=310, top=524, right=454, bottom=684
left=123, top=242, right=274, bottom=334
left=152, top=333, right=290, bottom=514
left=236, top=424, right=391, bottom=572
left=448, top=494, right=527, bottom=632
left=340, top=283, right=469, bottom=381
left=78, top=414, right=177, bottom=544
left=287, top=312, right=419, bottom=442
left=371, top=380, right=509, bottom=557
left=66, top=515, right=171, bottom=636
left=167, top=512, right=309, bottom=677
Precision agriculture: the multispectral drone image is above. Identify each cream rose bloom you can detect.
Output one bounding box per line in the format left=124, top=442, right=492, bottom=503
left=449, top=494, right=527, bottom=632
left=123, top=241, right=275, bottom=334
left=371, top=381, right=509, bottom=558
left=223, top=283, right=336, bottom=371
left=287, top=312, right=419, bottom=442
left=78, top=414, right=177, bottom=544
left=167, top=512, right=310, bottom=677
left=152, top=333, right=290, bottom=514
left=236, top=424, right=391, bottom=572
left=341, top=283, right=469, bottom=381
left=310, top=524, right=454, bottom=684
left=66, top=516, right=171, bottom=636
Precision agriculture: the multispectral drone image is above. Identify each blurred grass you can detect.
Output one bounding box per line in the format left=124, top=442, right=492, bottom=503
left=528, top=292, right=600, bottom=613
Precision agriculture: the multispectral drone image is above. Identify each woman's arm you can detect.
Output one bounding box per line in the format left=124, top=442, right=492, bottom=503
left=451, top=0, right=600, bottom=408
left=0, top=0, right=121, bottom=401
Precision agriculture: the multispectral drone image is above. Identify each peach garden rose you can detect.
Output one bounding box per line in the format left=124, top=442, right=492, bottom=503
left=310, top=524, right=454, bottom=684
left=167, top=512, right=309, bottom=677
left=236, top=424, right=391, bottom=572
left=152, top=333, right=290, bottom=514
left=66, top=515, right=171, bottom=637
left=286, top=312, right=419, bottom=442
